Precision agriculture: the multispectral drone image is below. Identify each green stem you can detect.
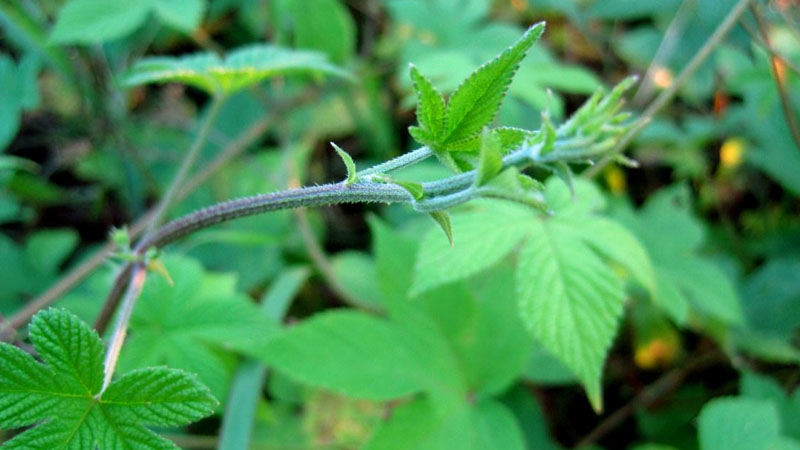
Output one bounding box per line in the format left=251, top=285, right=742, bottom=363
left=357, top=146, right=432, bottom=176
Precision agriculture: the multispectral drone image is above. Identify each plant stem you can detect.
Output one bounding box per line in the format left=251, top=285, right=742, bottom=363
left=146, top=95, right=226, bottom=234
left=357, top=146, right=432, bottom=176
left=584, top=0, right=752, bottom=178
left=1, top=90, right=320, bottom=338
left=749, top=2, right=800, bottom=150
left=100, top=262, right=146, bottom=393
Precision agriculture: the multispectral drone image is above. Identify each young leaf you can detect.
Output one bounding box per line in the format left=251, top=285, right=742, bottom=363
left=429, top=211, right=454, bottom=247
left=120, top=44, right=350, bottom=95
left=331, top=142, right=357, bottom=185
left=475, top=129, right=503, bottom=186
left=443, top=23, right=545, bottom=144
left=410, top=64, right=446, bottom=141
left=0, top=308, right=217, bottom=449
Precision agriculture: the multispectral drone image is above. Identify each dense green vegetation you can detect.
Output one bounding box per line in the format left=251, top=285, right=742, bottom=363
left=1, top=0, right=799, bottom=449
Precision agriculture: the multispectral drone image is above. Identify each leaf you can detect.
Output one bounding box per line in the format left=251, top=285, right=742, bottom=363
left=429, top=211, right=454, bottom=247
left=259, top=310, right=426, bottom=400
left=270, top=0, right=356, bottom=64
left=516, top=220, right=625, bottom=411
left=411, top=200, right=531, bottom=295
left=741, top=372, right=800, bottom=442
left=410, top=64, right=446, bottom=141
left=475, top=128, right=503, bottom=186
left=120, top=255, right=278, bottom=402
left=697, top=397, right=799, bottom=450
left=443, top=23, right=545, bottom=144
left=49, top=0, right=206, bottom=44
left=331, top=142, right=357, bottom=185
left=0, top=308, right=217, bottom=449
left=120, top=44, right=350, bottom=95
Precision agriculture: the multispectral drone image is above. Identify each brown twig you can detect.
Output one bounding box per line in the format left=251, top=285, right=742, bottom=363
left=575, top=351, right=725, bottom=447
left=749, top=2, right=800, bottom=150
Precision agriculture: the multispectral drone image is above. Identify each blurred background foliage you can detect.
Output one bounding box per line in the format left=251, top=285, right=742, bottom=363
left=1, top=0, right=799, bottom=449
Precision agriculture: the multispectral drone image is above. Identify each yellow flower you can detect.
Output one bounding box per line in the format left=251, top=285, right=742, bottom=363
left=634, top=338, right=679, bottom=370
left=720, top=137, right=746, bottom=169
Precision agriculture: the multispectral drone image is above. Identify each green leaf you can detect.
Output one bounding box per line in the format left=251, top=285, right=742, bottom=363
left=0, top=308, right=217, bottom=449
left=120, top=255, right=278, bottom=402
left=331, top=142, right=357, bottom=185
left=259, top=310, right=426, bottom=400
left=516, top=220, right=624, bottom=411
left=120, top=44, right=350, bottom=95
left=270, top=0, right=356, bottom=64
left=697, top=397, right=798, bottom=450
left=429, top=211, right=454, bottom=247
left=411, top=200, right=531, bottom=295
left=475, top=128, right=503, bottom=186
left=410, top=64, right=446, bottom=141
left=49, top=0, right=206, bottom=44
left=741, top=372, right=800, bottom=442
left=443, top=23, right=545, bottom=144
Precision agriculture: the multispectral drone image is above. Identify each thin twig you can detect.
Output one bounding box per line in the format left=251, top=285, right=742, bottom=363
left=739, top=17, right=800, bottom=77
left=749, top=2, right=800, bottom=150
left=575, top=351, right=725, bottom=447
left=584, top=0, right=752, bottom=178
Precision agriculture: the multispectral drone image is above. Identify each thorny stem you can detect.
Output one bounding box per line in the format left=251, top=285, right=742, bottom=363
left=584, top=0, right=752, bottom=178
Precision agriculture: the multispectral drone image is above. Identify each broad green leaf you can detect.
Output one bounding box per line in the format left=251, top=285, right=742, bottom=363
left=50, top=0, right=206, bottom=44
left=410, top=64, right=446, bottom=141
left=516, top=220, right=625, bottom=411
left=411, top=200, right=531, bottom=295
left=121, top=44, right=350, bottom=95
left=151, top=0, right=205, bottom=33
left=365, top=398, right=524, bottom=450
left=0, top=308, right=217, bottom=449
left=50, top=0, right=149, bottom=44
left=270, top=0, right=356, bottom=64
left=331, top=142, right=357, bottom=184
left=443, top=23, right=545, bottom=144
left=260, top=310, right=426, bottom=400
left=331, top=251, right=383, bottom=309
left=741, top=372, right=800, bottom=442
left=562, top=216, right=656, bottom=293
left=697, top=397, right=794, bottom=450
left=120, top=256, right=278, bottom=402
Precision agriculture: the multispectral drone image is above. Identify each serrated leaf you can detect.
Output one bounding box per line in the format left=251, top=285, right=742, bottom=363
left=411, top=201, right=531, bottom=295
left=331, top=142, right=357, bottom=185
left=476, top=129, right=503, bottom=186
left=410, top=64, right=446, bottom=140
left=120, top=44, right=350, bottom=95
left=0, top=308, right=217, bottom=449
left=516, top=221, right=624, bottom=411
left=259, top=310, right=426, bottom=400
left=443, top=23, right=545, bottom=144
